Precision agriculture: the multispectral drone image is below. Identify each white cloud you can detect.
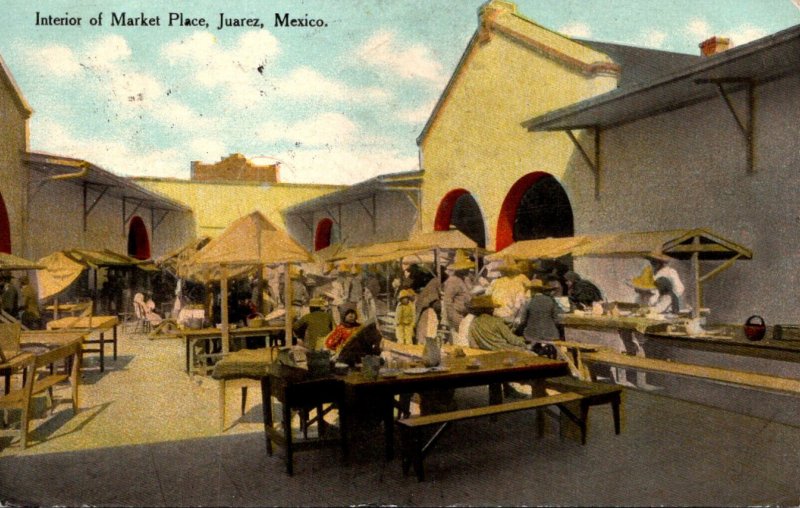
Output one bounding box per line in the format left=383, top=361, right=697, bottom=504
left=272, top=67, right=389, bottom=103
left=559, top=22, right=592, bottom=38
left=636, top=29, right=668, bottom=49
left=28, top=44, right=81, bottom=77
left=276, top=146, right=418, bottom=185
left=258, top=112, right=359, bottom=147
left=723, top=24, right=768, bottom=46
left=188, top=138, right=228, bottom=164
left=85, top=34, right=131, bottom=69
left=162, top=30, right=280, bottom=107
left=355, top=30, right=447, bottom=88
left=396, top=100, right=436, bottom=124
left=31, top=119, right=187, bottom=178
left=686, top=19, right=712, bottom=40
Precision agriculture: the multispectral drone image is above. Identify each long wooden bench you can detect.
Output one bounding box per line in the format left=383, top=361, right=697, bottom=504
left=396, top=391, right=583, bottom=482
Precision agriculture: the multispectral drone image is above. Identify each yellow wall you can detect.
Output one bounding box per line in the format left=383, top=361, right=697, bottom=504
left=419, top=3, right=617, bottom=250
left=134, top=178, right=344, bottom=238
left=0, top=69, right=29, bottom=256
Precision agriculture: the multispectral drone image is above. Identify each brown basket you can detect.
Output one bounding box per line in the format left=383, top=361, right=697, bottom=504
left=743, top=315, right=766, bottom=341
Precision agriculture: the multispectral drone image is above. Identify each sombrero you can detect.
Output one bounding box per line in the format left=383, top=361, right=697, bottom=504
left=447, top=250, right=475, bottom=271
left=631, top=265, right=657, bottom=290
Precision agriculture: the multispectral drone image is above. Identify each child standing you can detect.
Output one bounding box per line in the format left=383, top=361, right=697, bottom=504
left=394, top=289, right=416, bottom=345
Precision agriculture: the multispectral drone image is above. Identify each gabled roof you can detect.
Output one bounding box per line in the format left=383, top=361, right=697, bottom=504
left=524, top=23, right=800, bottom=132
left=416, top=0, right=618, bottom=147
left=25, top=152, right=190, bottom=213
left=578, top=40, right=700, bottom=89
left=0, top=54, right=32, bottom=118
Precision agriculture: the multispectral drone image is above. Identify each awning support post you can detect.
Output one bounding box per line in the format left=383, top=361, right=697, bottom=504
left=695, top=78, right=755, bottom=172
left=83, top=183, right=109, bottom=232
left=566, top=127, right=601, bottom=199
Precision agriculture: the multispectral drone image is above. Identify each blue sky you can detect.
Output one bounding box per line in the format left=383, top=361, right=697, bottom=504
left=1, top=0, right=798, bottom=184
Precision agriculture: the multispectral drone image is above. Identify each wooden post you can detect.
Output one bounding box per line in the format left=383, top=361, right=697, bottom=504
left=221, top=265, right=230, bottom=354
left=284, top=263, right=294, bottom=346
left=692, top=238, right=702, bottom=319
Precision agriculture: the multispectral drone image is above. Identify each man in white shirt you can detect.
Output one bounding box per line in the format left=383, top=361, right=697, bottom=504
left=645, top=252, right=684, bottom=309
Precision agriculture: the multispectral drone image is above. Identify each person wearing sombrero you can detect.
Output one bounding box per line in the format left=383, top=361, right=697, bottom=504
left=466, top=295, right=528, bottom=353
left=644, top=251, right=684, bottom=309
left=617, top=266, right=663, bottom=390
left=518, top=278, right=562, bottom=345
left=467, top=294, right=529, bottom=399
left=394, top=289, right=416, bottom=345
left=443, top=250, right=474, bottom=333
left=487, top=257, right=530, bottom=328
left=292, top=297, right=334, bottom=351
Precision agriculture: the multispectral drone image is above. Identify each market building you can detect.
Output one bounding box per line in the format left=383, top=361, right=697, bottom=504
left=523, top=26, right=800, bottom=325
left=134, top=153, right=344, bottom=239
left=0, top=55, right=191, bottom=263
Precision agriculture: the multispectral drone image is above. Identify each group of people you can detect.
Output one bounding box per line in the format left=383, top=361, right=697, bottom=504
left=1, top=274, right=41, bottom=329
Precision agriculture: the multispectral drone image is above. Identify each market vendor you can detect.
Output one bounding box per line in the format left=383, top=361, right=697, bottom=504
left=486, top=258, right=529, bottom=328
left=293, top=297, right=334, bottom=351
left=645, top=252, right=684, bottom=308
left=564, top=270, right=603, bottom=311
left=325, top=308, right=360, bottom=351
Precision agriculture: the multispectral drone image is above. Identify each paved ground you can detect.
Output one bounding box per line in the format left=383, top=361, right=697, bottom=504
left=1, top=328, right=799, bottom=506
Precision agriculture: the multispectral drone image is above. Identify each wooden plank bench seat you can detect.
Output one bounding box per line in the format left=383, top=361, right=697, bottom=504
left=543, top=376, right=624, bottom=445
left=396, top=391, right=583, bottom=482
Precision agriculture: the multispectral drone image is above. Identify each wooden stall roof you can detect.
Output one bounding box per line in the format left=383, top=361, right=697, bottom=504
left=661, top=228, right=752, bottom=261
left=0, top=252, right=44, bottom=271
left=571, top=230, right=686, bottom=257
left=409, top=229, right=478, bottom=251
left=487, top=236, right=589, bottom=261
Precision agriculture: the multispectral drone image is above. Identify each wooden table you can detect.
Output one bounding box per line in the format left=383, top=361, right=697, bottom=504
left=170, top=325, right=285, bottom=375
left=343, top=350, right=569, bottom=460
left=46, top=316, right=119, bottom=372
left=559, top=313, right=677, bottom=334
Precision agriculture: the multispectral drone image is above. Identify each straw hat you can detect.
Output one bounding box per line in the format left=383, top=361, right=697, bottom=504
left=645, top=251, right=672, bottom=263
left=631, top=265, right=657, bottom=290
left=398, top=289, right=415, bottom=300
left=527, top=279, right=558, bottom=292
left=468, top=294, right=499, bottom=311
left=447, top=250, right=474, bottom=271
left=288, top=265, right=303, bottom=279
left=496, top=256, right=523, bottom=275
left=309, top=297, right=328, bottom=308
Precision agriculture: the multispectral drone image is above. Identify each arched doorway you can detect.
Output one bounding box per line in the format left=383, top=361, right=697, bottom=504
left=496, top=172, right=574, bottom=251
left=127, top=216, right=151, bottom=260
left=314, top=218, right=334, bottom=251
left=0, top=191, right=10, bottom=254
left=434, top=189, right=486, bottom=248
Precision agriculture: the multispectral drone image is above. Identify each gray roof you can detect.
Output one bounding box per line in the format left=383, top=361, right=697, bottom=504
left=25, top=152, right=190, bottom=212
left=283, top=170, right=423, bottom=216
left=524, top=24, right=800, bottom=131
left=578, top=40, right=701, bottom=89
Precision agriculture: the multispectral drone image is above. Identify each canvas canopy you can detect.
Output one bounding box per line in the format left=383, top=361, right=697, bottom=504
left=487, top=236, right=589, bottom=261
left=189, top=211, right=311, bottom=268
left=0, top=252, right=44, bottom=271
left=572, top=230, right=687, bottom=257
left=37, top=248, right=153, bottom=300
left=409, top=229, right=478, bottom=251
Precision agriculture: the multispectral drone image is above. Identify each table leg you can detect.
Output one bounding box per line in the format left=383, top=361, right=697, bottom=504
left=261, top=377, right=273, bottom=456
left=70, top=349, right=80, bottom=412
left=530, top=379, right=546, bottom=438
left=98, top=331, right=105, bottom=372
left=283, top=391, right=294, bottom=475
left=113, top=325, right=118, bottom=360
left=185, top=337, right=190, bottom=373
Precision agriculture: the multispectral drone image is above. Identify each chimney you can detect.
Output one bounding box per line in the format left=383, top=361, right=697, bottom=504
left=699, top=36, right=731, bottom=57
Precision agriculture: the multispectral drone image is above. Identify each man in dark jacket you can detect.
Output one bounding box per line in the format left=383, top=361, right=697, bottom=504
left=292, top=297, right=334, bottom=351
left=564, top=271, right=603, bottom=310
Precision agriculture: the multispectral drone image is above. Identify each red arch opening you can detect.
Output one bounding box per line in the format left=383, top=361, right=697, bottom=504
left=0, top=191, right=10, bottom=254
left=314, top=218, right=334, bottom=251
left=495, top=172, right=551, bottom=251
left=127, top=216, right=151, bottom=260
left=434, top=188, right=470, bottom=231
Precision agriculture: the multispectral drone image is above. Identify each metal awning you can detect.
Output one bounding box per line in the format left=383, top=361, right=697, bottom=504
left=283, top=170, right=423, bottom=235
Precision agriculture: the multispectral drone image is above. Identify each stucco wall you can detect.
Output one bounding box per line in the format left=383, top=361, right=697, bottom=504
left=0, top=77, right=28, bottom=256
left=284, top=192, right=419, bottom=251
left=565, top=73, right=800, bottom=324
left=135, top=178, right=342, bottom=239
left=26, top=176, right=195, bottom=260
left=420, top=29, right=616, bottom=250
